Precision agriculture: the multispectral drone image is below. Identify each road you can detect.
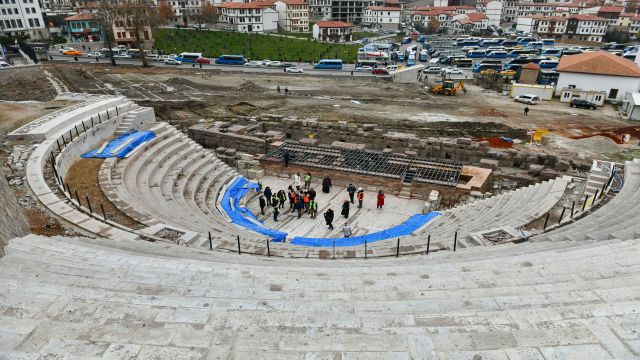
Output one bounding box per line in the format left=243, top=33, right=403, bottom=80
left=46, top=53, right=378, bottom=77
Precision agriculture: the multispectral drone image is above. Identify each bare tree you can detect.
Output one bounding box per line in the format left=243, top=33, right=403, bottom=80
left=116, top=0, right=154, bottom=67
left=426, top=18, right=440, bottom=35
left=200, top=3, right=218, bottom=26
left=157, top=0, right=174, bottom=25
left=93, top=0, right=118, bottom=66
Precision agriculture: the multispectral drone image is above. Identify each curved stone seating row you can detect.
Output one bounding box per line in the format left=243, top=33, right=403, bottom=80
left=533, top=159, right=640, bottom=243
left=2, top=233, right=639, bottom=358
left=100, top=123, right=243, bottom=247
left=25, top=95, right=155, bottom=242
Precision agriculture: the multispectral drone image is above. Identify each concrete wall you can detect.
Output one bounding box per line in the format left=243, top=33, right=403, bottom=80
left=0, top=167, right=30, bottom=255
left=0, top=64, right=56, bottom=101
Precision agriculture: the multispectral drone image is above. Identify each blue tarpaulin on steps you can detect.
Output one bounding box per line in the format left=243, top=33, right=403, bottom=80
left=82, top=130, right=155, bottom=159
left=220, top=177, right=288, bottom=242
left=289, top=212, right=441, bottom=247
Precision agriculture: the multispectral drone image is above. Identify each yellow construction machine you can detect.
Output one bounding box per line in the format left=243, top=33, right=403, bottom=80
left=431, top=80, right=467, bottom=96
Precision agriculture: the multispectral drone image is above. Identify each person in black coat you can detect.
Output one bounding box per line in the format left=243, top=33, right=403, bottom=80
left=347, top=184, right=357, bottom=204
left=322, top=176, right=332, bottom=193
left=341, top=200, right=350, bottom=219
left=259, top=196, right=266, bottom=215
left=283, top=151, right=291, bottom=167
left=324, top=208, right=334, bottom=230
left=264, top=186, right=272, bottom=206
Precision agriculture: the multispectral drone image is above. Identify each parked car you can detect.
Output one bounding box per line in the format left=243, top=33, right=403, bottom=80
left=223, top=25, right=234, bottom=31
left=63, top=50, right=82, bottom=56
left=244, top=60, right=262, bottom=67
left=570, top=98, right=597, bottom=109
left=514, top=94, right=540, bottom=105
left=268, top=61, right=282, bottom=67
left=385, top=65, right=399, bottom=71
left=192, top=23, right=206, bottom=29
left=113, top=53, right=132, bottom=59
left=356, top=66, right=374, bottom=72
left=442, top=67, right=464, bottom=75
left=285, top=66, right=304, bottom=73
left=371, top=69, right=389, bottom=75
left=164, top=58, right=182, bottom=65
left=282, top=63, right=295, bottom=68
left=500, top=70, right=517, bottom=77
left=261, top=59, right=271, bottom=66
left=423, top=66, right=441, bottom=74
left=87, top=52, right=103, bottom=58
left=194, top=57, right=210, bottom=64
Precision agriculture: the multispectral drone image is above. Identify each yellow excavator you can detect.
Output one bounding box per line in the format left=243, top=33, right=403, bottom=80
left=431, top=80, right=467, bottom=96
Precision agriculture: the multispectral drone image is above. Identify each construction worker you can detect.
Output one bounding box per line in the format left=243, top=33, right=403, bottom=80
left=324, top=208, right=334, bottom=230
left=357, top=188, right=364, bottom=208
left=289, top=188, right=296, bottom=210
left=277, top=190, right=287, bottom=209
left=347, top=184, right=357, bottom=204
left=304, top=172, right=312, bottom=190
left=264, top=186, right=272, bottom=206
left=303, top=192, right=310, bottom=212
left=259, top=195, right=266, bottom=215
left=309, top=199, right=318, bottom=218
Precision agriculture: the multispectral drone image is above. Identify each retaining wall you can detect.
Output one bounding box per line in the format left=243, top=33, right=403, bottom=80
left=0, top=167, right=30, bottom=256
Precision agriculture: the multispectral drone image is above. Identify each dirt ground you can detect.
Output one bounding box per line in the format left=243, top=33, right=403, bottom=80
left=64, top=158, right=143, bottom=230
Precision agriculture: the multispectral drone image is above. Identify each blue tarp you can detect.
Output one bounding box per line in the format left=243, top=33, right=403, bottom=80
left=82, top=130, right=155, bottom=159
left=289, top=212, right=441, bottom=247
left=220, top=177, right=288, bottom=242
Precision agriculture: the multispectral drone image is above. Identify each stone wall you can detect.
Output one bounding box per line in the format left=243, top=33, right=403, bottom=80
left=189, top=117, right=590, bottom=177
left=0, top=64, right=56, bottom=101
left=0, top=167, right=30, bottom=256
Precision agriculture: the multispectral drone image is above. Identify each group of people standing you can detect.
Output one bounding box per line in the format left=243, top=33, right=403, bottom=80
left=257, top=172, right=387, bottom=238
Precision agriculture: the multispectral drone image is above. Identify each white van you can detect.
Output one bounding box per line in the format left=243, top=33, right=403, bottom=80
left=514, top=94, right=541, bottom=105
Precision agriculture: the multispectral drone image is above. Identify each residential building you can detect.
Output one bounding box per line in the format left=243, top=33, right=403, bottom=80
left=169, top=0, right=203, bottom=25
left=330, top=0, right=374, bottom=24
left=630, top=14, right=640, bottom=33
left=40, top=0, right=73, bottom=37
left=556, top=51, right=640, bottom=102
left=565, top=14, right=608, bottom=42
left=64, top=12, right=104, bottom=43
left=0, top=0, right=48, bottom=40
left=274, top=0, right=309, bottom=31
left=596, top=5, right=624, bottom=23
left=308, top=0, right=331, bottom=20
left=111, top=5, right=154, bottom=49
left=485, top=0, right=502, bottom=27
left=535, top=15, right=568, bottom=38
left=451, top=12, right=488, bottom=33
left=312, top=20, right=353, bottom=42
left=517, top=2, right=560, bottom=18
left=410, top=9, right=453, bottom=29
left=215, top=2, right=278, bottom=32
left=363, top=6, right=400, bottom=30
left=501, top=0, right=517, bottom=22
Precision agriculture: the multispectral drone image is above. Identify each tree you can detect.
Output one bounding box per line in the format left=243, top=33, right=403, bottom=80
left=117, top=0, right=155, bottom=67
left=200, top=3, right=218, bottom=25
left=426, top=18, right=439, bottom=34
left=157, top=0, right=174, bottom=25
left=93, top=0, right=118, bottom=66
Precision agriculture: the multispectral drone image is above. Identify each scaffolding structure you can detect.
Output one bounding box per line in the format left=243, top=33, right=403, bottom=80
left=261, top=143, right=462, bottom=187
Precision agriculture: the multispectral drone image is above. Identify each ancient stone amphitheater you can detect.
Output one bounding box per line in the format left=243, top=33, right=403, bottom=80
left=2, top=95, right=640, bottom=359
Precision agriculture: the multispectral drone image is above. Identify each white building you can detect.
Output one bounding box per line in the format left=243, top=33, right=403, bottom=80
left=410, top=9, right=453, bottom=30
left=556, top=51, right=640, bottom=102
left=215, top=2, right=278, bottom=32
left=485, top=0, right=502, bottom=27
left=312, top=20, right=353, bottom=42
left=169, top=0, right=204, bottom=25
left=564, top=14, right=608, bottom=42
left=0, top=0, right=48, bottom=40
left=501, top=0, right=517, bottom=22
left=274, top=0, right=309, bottom=32
left=451, top=12, right=488, bottom=33
left=363, top=6, right=400, bottom=30
left=308, top=0, right=330, bottom=20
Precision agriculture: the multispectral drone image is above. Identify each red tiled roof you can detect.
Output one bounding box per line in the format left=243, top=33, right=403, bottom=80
left=216, top=2, right=272, bottom=8
left=522, top=62, right=540, bottom=70
left=456, top=18, right=473, bottom=24
left=65, top=13, right=96, bottom=21
left=467, top=12, right=488, bottom=21
left=598, top=5, right=624, bottom=13
left=315, top=21, right=354, bottom=28
left=558, top=51, right=640, bottom=77
left=568, top=14, right=608, bottom=21
left=277, top=0, right=307, bottom=5
left=413, top=9, right=451, bottom=16
left=367, top=6, right=401, bottom=11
